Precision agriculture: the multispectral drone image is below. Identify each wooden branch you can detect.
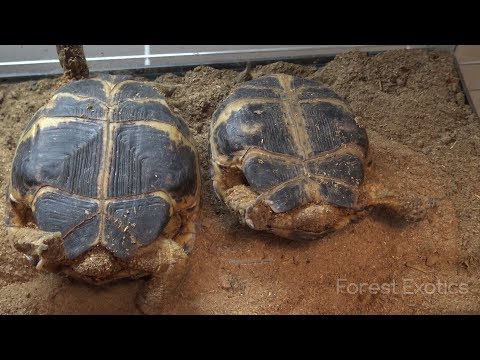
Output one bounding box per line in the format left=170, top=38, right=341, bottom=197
left=56, top=45, right=89, bottom=80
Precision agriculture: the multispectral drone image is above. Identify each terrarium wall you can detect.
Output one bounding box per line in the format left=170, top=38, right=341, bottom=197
left=0, top=45, right=455, bottom=78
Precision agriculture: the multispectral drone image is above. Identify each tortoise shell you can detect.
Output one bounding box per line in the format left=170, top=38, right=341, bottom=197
left=9, top=75, right=199, bottom=260
left=210, top=74, right=368, bottom=213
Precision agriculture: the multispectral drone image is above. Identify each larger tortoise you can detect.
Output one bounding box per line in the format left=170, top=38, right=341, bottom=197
left=6, top=75, right=200, bottom=313
left=210, top=74, right=430, bottom=240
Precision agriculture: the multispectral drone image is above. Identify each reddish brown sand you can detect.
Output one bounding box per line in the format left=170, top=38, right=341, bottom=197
left=0, top=49, right=479, bottom=314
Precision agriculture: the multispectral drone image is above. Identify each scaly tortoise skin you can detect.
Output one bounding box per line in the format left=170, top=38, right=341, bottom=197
left=7, top=74, right=200, bottom=313
left=210, top=74, right=426, bottom=240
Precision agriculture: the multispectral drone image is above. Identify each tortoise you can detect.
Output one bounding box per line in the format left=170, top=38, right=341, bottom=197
left=6, top=74, right=200, bottom=313
left=210, top=74, right=430, bottom=240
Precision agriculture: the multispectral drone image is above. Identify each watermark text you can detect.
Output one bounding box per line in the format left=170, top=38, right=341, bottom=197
left=337, top=279, right=469, bottom=295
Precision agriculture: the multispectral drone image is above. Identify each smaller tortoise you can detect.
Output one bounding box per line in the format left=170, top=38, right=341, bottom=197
left=210, top=74, right=430, bottom=240
left=6, top=74, right=200, bottom=313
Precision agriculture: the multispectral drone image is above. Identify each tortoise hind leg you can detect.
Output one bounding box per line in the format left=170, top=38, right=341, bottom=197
left=10, top=227, right=63, bottom=271
left=220, top=184, right=259, bottom=229
left=133, top=204, right=199, bottom=314
left=360, top=182, right=435, bottom=222
left=5, top=195, right=64, bottom=270
left=5, top=191, right=31, bottom=228
left=356, top=130, right=439, bottom=223
left=133, top=238, right=189, bottom=314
